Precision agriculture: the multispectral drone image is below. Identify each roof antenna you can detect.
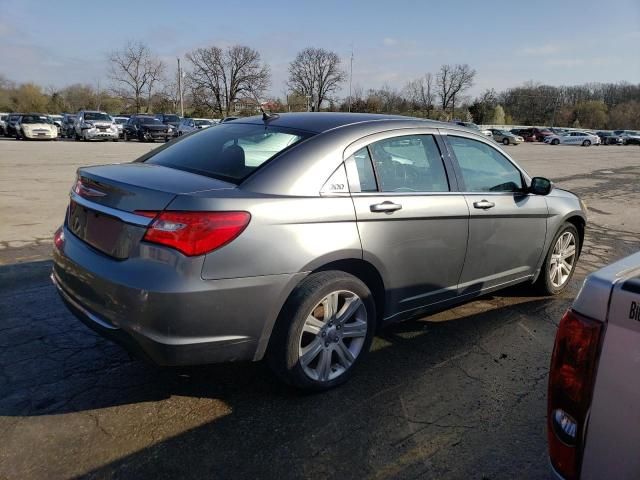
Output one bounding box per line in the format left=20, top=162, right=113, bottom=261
left=249, top=87, right=279, bottom=122
left=259, top=103, right=279, bottom=122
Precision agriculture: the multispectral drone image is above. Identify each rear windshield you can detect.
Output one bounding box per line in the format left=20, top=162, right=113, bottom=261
left=84, top=112, right=111, bottom=121
left=145, top=123, right=313, bottom=183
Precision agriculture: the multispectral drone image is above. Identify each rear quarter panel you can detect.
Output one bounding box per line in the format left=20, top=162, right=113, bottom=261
left=166, top=193, right=362, bottom=280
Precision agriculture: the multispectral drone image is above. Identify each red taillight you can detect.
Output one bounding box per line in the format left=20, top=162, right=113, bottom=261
left=53, top=226, right=65, bottom=250
left=548, top=309, right=603, bottom=480
left=136, top=211, right=250, bottom=256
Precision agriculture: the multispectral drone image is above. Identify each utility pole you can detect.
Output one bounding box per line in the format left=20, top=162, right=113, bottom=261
left=177, top=57, right=184, bottom=117
left=348, top=45, right=354, bottom=112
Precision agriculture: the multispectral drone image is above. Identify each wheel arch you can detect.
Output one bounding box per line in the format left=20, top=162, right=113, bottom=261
left=532, top=213, right=586, bottom=283
left=258, top=258, right=386, bottom=361
left=565, top=215, right=586, bottom=257
left=312, top=258, right=386, bottom=328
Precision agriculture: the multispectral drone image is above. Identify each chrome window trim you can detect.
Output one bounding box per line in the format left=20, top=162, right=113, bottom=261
left=69, top=191, right=153, bottom=227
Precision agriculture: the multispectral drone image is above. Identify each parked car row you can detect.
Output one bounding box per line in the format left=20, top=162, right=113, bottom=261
left=2, top=111, right=222, bottom=141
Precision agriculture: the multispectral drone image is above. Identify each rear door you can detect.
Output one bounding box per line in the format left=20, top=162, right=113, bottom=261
left=345, top=130, right=469, bottom=320
left=444, top=133, right=548, bottom=293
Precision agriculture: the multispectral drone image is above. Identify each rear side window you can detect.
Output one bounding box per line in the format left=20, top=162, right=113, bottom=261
left=448, top=136, right=523, bottom=192
left=349, top=147, right=377, bottom=192
left=145, top=123, right=312, bottom=183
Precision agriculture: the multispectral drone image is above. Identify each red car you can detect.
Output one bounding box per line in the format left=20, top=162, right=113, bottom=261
left=516, top=128, right=553, bottom=142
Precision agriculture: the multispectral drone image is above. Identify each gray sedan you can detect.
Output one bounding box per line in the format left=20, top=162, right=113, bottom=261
left=52, top=113, right=587, bottom=391
left=489, top=128, right=524, bottom=145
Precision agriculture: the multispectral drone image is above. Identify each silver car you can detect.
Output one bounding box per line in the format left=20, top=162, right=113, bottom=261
left=74, top=110, right=119, bottom=141
left=52, top=113, right=587, bottom=390
left=548, top=252, right=640, bottom=480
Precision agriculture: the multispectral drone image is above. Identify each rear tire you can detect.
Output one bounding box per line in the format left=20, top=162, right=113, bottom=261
left=502, top=138, right=510, bottom=146
left=536, top=223, right=580, bottom=295
left=268, top=271, right=376, bottom=391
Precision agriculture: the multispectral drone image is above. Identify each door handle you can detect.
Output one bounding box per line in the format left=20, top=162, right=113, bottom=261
left=370, top=201, right=402, bottom=213
left=473, top=199, right=495, bottom=210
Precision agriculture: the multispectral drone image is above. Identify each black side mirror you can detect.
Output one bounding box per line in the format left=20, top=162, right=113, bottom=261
left=530, top=177, right=553, bottom=195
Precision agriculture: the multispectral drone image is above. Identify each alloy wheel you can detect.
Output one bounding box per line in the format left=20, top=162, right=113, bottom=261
left=549, top=232, right=577, bottom=288
left=298, top=290, right=368, bottom=382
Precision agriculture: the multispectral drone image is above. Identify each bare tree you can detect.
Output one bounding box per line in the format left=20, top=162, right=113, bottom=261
left=287, top=47, right=346, bottom=112
left=107, top=41, right=166, bottom=113
left=404, top=73, right=435, bottom=117
left=436, top=64, right=476, bottom=117
left=186, top=45, right=270, bottom=117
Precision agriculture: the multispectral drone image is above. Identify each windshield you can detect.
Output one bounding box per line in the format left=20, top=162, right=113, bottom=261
left=22, top=115, right=51, bottom=124
left=162, top=115, right=180, bottom=123
left=195, top=120, right=212, bottom=126
left=139, top=117, right=162, bottom=125
left=145, top=123, right=312, bottom=183
left=114, top=118, right=127, bottom=124
left=84, top=112, right=111, bottom=121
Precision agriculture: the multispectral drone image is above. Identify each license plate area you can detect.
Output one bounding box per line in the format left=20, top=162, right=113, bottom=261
left=67, top=200, right=138, bottom=259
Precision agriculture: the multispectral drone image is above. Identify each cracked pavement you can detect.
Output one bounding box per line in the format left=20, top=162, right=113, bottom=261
left=0, top=141, right=639, bottom=479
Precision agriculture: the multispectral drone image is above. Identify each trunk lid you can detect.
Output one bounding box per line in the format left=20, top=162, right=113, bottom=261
left=67, top=163, right=235, bottom=259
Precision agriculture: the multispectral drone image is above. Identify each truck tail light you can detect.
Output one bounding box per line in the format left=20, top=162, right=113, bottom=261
left=548, top=309, right=603, bottom=480
left=136, top=211, right=250, bottom=257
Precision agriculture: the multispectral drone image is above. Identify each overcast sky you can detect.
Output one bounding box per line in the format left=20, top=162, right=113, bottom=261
left=1, top=0, right=639, bottom=99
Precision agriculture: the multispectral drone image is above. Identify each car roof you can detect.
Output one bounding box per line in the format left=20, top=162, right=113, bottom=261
left=232, top=112, right=453, bottom=134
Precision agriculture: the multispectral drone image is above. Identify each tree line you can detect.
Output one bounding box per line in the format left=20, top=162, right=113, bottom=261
left=1, top=40, right=638, bottom=129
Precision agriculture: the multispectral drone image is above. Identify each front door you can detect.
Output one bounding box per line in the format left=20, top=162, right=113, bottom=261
left=445, top=134, right=548, bottom=294
left=346, top=132, right=469, bottom=321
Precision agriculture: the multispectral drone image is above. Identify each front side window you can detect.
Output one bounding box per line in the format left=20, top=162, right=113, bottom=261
left=145, top=123, right=312, bottom=183
left=368, top=135, right=449, bottom=192
left=448, top=136, right=523, bottom=192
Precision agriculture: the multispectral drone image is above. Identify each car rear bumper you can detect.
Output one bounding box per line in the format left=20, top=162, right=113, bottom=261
left=52, top=225, right=304, bottom=365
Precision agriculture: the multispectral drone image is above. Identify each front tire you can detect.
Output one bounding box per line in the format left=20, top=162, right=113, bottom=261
left=268, top=271, right=376, bottom=391
left=551, top=138, right=560, bottom=145
left=536, top=223, right=580, bottom=295
left=582, top=140, right=591, bottom=147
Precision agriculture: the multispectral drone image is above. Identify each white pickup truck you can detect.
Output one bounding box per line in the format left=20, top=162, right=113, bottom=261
left=548, top=252, right=640, bottom=479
